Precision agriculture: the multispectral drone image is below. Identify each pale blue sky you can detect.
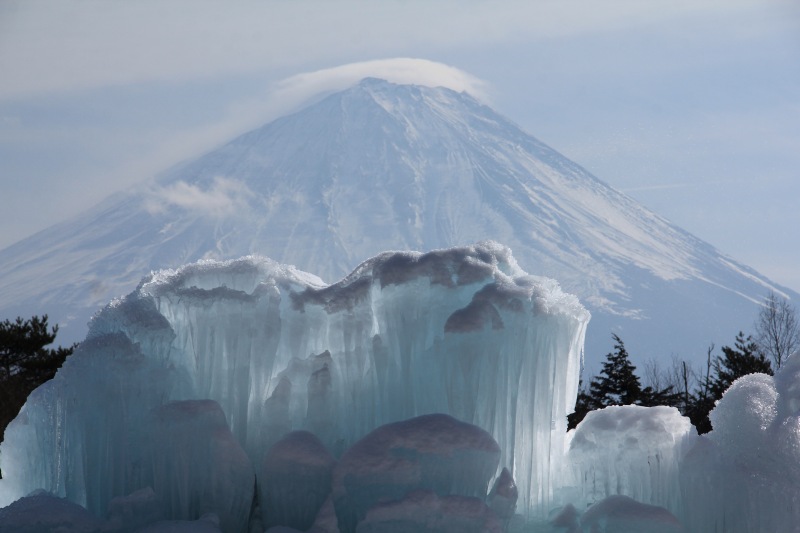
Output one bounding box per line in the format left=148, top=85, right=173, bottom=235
left=1, top=0, right=799, bottom=290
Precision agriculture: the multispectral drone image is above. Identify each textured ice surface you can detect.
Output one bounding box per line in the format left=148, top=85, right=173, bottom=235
left=0, top=242, right=589, bottom=523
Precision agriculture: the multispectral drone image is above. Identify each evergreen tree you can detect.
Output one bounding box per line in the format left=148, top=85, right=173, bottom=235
left=0, top=315, right=75, bottom=444
left=685, top=333, right=772, bottom=434
left=588, top=334, right=642, bottom=407
left=638, top=383, right=682, bottom=408
left=567, top=380, right=594, bottom=430
left=568, top=334, right=682, bottom=429
left=710, top=331, right=772, bottom=399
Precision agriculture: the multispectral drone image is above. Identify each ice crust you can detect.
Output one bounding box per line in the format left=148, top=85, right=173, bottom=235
left=0, top=242, right=589, bottom=526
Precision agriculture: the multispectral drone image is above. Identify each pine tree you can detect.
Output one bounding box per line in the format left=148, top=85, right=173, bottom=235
left=0, top=315, right=75, bottom=445
left=710, top=331, right=772, bottom=399
left=567, top=380, right=595, bottom=430
left=568, top=334, right=684, bottom=429
left=588, top=334, right=642, bottom=407
left=685, top=333, right=772, bottom=434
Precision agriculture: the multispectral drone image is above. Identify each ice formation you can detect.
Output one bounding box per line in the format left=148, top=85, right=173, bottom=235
left=558, top=359, right=800, bottom=532
left=561, top=405, right=695, bottom=515
left=3, top=239, right=798, bottom=532
left=680, top=365, right=800, bottom=532
left=0, top=242, right=589, bottom=529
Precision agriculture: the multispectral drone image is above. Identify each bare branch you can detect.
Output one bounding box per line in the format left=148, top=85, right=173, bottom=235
left=755, top=291, right=800, bottom=369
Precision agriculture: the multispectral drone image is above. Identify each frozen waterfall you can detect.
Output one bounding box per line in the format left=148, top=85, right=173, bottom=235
left=0, top=242, right=589, bottom=528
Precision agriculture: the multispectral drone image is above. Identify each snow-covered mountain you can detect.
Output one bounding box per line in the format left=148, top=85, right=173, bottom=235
left=0, top=78, right=792, bottom=369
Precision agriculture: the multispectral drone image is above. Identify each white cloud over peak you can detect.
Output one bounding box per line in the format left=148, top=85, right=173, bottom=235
left=272, top=58, right=489, bottom=102
left=254, top=59, right=489, bottom=126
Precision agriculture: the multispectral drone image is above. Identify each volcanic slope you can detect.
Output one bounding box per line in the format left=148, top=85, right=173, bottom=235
left=0, top=78, right=791, bottom=368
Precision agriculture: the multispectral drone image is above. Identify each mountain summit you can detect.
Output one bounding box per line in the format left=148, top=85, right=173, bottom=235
left=0, top=78, right=791, bottom=367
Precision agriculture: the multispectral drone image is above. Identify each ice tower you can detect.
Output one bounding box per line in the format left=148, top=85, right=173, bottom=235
left=0, top=242, right=589, bottom=526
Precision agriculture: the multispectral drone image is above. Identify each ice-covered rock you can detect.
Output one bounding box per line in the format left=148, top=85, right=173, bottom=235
left=562, top=405, right=695, bottom=514
left=308, top=495, right=340, bottom=533
left=0, top=491, right=104, bottom=533
left=261, top=430, right=335, bottom=530
left=549, top=503, right=580, bottom=533
left=332, top=413, right=501, bottom=532
left=579, top=495, right=684, bottom=533
left=486, top=467, right=517, bottom=522
left=355, top=490, right=502, bottom=533
left=143, top=400, right=254, bottom=533
left=137, top=513, right=222, bottom=533
left=0, top=242, right=589, bottom=521
left=106, top=487, right=163, bottom=532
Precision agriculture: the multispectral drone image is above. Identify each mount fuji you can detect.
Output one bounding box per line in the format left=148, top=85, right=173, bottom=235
left=0, top=77, right=792, bottom=369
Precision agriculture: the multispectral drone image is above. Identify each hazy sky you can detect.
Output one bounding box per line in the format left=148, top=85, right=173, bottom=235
left=1, top=0, right=799, bottom=290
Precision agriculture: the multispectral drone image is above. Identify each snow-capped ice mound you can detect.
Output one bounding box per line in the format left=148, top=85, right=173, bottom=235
left=332, top=414, right=500, bottom=532
left=708, top=373, right=777, bottom=453
left=552, top=363, right=800, bottom=532
left=0, top=242, right=589, bottom=522
left=562, top=405, right=695, bottom=514
left=679, top=367, right=800, bottom=532
left=772, top=353, right=800, bottom=418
